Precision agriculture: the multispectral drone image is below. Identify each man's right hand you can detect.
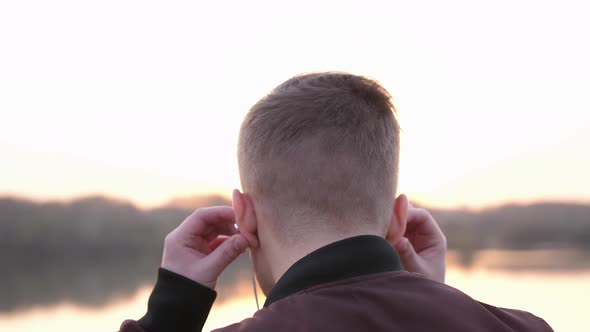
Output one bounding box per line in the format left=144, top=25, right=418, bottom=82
left=394, top=204, right=447, bottom=283
left=161, top=206, right=248, bottom=290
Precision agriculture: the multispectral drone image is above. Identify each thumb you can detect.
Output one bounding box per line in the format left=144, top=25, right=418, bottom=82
left=205, top=234, right=248, bottom=275
left=394, top=237, right=420, bottom=271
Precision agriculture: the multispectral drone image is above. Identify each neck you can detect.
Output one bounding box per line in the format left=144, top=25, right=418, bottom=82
left=267, top=230, right=382, bottom=286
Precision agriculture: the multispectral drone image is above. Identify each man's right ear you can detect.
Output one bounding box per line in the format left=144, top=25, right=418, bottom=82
left=386, top=193, right=409, bottom=246
left=232, top=189, right=260, bottom=248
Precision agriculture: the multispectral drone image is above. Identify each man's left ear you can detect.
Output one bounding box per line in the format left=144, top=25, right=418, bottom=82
left=232, top=189, right=260, bottom=248
left=386, top=193, right=408, bottom=246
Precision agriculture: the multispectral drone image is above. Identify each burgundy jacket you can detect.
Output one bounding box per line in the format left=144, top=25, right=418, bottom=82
left=120, top=235, right=553, bottom=332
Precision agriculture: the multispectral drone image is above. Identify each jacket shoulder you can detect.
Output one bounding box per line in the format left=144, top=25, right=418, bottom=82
left=209, top=308, right=292, bottom=332
left=477, top=302, right=554, bottom=332
left=212, top=272, right=555, bottom=332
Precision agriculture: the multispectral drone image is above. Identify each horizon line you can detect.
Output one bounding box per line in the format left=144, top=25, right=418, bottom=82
left=1, top=191, right=589, bottom=212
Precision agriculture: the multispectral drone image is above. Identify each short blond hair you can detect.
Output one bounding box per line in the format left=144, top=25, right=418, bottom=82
left=238, top=72, right=400, bottom=238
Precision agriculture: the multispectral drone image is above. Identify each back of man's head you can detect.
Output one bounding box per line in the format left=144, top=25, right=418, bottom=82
left=238, top=72, right=400, bottom=244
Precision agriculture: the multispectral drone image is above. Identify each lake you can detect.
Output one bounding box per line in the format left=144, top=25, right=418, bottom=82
left=1, top=250, right=588, bottom=332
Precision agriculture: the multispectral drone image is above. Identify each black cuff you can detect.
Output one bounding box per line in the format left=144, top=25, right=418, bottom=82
left=138, top=268, right=217, bottom=332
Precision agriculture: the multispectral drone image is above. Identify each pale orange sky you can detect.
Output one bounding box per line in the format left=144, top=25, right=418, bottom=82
left=1, top=0, right=589, bottom=209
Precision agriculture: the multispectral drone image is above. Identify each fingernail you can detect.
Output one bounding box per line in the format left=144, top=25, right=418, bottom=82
left=233, top=236, right=247, bottom=251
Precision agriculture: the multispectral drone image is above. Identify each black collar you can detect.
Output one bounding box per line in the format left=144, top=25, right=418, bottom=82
left=263, top=235, right=403, bottom=307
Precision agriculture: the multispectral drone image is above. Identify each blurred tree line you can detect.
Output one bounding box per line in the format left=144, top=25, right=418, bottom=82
left=0, top=195, right=588, bottom=312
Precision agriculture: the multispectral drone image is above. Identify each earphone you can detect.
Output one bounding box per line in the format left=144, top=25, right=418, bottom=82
left=250, top=249, right=260, bottom=310
left=235, top=224, right=260, bottom=310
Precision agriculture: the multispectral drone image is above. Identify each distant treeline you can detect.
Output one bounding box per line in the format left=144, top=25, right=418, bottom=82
left=0, top=195, right=589, bottom=312
left=0, top=195, right=251, bottom=313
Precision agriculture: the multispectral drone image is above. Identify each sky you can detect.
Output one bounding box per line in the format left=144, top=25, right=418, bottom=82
left=0, top=0, right=589, bottom=209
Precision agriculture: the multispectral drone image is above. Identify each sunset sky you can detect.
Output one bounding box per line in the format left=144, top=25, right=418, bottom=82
left=1, top=0, right=588, bottom=209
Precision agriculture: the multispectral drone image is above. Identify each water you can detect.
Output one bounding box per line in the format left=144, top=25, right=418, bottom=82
left=1, top=251, right=588, bottom=332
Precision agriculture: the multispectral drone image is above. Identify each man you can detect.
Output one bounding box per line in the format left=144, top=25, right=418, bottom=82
left=120, top=72, right=553, bottom=332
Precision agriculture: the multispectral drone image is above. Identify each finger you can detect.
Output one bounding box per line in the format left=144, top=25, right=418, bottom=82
left=203, top=234, right=248, bottom=276
left=183, top=229, right=234, bottom=253
left=394, top=237, right=420, bottom=270
left=178, top=206, right=237, bottom=237
left=204, top=230, right=218, bottom=242
left=202, top=225, right=237, bottom=242
left=404, top=208, right=446, bottom=253
left=406, top=208, right=431, bottom=225
left=406, top=208, right=443, bottom=235
left=208, top=236, right=229, bottom=252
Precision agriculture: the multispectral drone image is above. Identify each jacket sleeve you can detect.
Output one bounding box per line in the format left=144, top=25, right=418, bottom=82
left=119, top=268, right=217, bottom=332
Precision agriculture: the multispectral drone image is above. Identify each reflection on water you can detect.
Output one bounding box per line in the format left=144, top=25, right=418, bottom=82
left=0, top=250, right=589, bottom=332
left=447, top=248, right=590, bottom=271
left=0, top=251, right=251, bottom=314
